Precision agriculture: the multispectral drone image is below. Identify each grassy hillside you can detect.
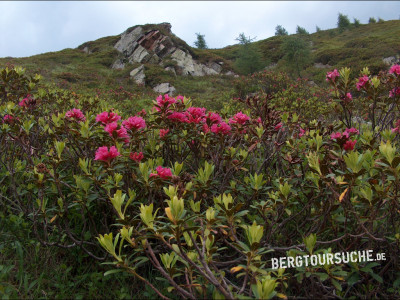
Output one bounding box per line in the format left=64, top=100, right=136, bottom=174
left=0, top=20, right=399, bottom=109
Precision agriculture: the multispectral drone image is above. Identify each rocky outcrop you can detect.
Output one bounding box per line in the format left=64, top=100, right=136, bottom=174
left=130, top=65, right=145, bottom=85
left=153, top=83, right=176, bottom=96
left=112, top=23, right=225, bottom=77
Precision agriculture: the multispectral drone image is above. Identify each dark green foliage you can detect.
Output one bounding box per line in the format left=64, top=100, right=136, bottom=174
left=316, top=26, right=321, bottom=32
left=194, top=32, right=208, bottom=49
left=234, top=33, right=263, bottom=75
left=296, top=25, right=309, bottom=35
left=353, top=18, right=361, bottom=27
left=275, top=25, right=288, bottom=36
left=378, top=17, right=385, bottom=23
left=337, top=12, right=351, bottom=32
left=281, top=36, right=312, bottom=77
left=369, top=17, right=377, bottom=24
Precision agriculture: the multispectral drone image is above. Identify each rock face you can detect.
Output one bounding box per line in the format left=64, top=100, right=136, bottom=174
left=153, top=83, right=176, bottom=96
left=112, top=23, right=224, bottom=77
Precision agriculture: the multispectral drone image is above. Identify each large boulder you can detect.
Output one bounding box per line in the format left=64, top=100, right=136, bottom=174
left=153, top=83, right=176, bottom=96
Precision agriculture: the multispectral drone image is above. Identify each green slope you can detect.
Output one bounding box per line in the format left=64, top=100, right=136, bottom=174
left=0, top=20, right=399, bottom=108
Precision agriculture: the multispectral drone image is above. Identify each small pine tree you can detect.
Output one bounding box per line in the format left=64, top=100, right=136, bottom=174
left=275, top=25, right=288, bottom=36
left=337, top=13, right=351, bottom=32
left=281, top=36, right=312, bottom=78
left=234, top=33, right=263, bottom=75
left=316, top=26, right=321, bottom=32
left=194, top=33, right=208, bottom=49
left=296, top=25, right=309, bottom=35
left=369, top=17, right=376, bottom=24
left=353, top=18, right=361, bottom=27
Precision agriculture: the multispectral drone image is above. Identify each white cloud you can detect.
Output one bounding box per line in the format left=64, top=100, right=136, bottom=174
left=0, top=1, right=399, bottom=57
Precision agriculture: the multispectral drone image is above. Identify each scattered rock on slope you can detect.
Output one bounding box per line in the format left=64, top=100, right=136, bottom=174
left=153, top=83, right=176, bottom=96
left=129, top=65, right=145, bottom=85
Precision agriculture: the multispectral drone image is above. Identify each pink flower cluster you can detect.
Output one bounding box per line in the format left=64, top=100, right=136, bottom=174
left=356, top=75, right=369, bottom=91
left=389, top=64, right=400, bottom=76
left=2, top=114, right=16, bottom=124
left=129, top=151, right=144, bottom=162
left=122, top=116, right=146, bottom=130
left=154, top=94, right=185, bottom=112
left=94, top=146, right=121, bottom=163
left=96, top=111, right=121, bottom=125
left=65, top=108, right=86, bottom=122
left=330, top=127, right=359, bottom=151
left=210, top=121, right=231, bottom=135
left=95, top=111, right=146, bottom=144
left=343, top=93, right=352, bottom=103
left=326, top=69, right=340, bottom=82
left=19, top=95, right=36, bottom=108
left=150, top=166, right=172, bottom=179
left=159, top=128, right=169, bottom=138
left=229, top=112, right=250, bottom=125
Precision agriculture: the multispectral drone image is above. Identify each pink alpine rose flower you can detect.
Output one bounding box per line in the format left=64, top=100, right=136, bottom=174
left=2, top=114, right=16, bottom=124
left=207, top=112, right=222, bottom=124
left=65, top=108, right=86, bottom=122
left=211, top=121, right=231, bottom=135
left=326, top=69, right=340, bottom=82
left=203, top=123, right=210, bottom=134
left=129, top=151, right=144, bottom=162
left=344, top=127, right=359, bottom=135
left=150, top=166, right=172, bottom=179
left=19, top=95, right=35, bottom=108
left=389, top=64, right=400, bottom=76
left=330, top=132, right=342, bottom=140
left=168, top=112, right=188, bottom=123
left=299, top=127, right=305, bottom=137
left=154, top=94, right=177, bottom=111
left=356, top=75, right=369, bottom=91
left=229, top=112, right=250, bottom=125
left=186, top=107, right=206, bottom=123
left=344, top=93, right=352, bottom=103
left=122, top=116, right=146, bottom=130
left=274, top=122, right=283, bottom=131
left=159, top=128, right=169, bottom=138
left=343, top=140, right=357, bottom=151
left=96, top=111, right=121, bottom=125
left=94, top=146, right=120, bottom=162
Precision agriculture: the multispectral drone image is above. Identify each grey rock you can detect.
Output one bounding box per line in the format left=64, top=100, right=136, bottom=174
left=224, top=71, right=235, bottom=76
left=83, top=46, right=91, bottom=54
left=314, top=63, right=332, bottom=69
left=209, top=62, right=222, bottom=73
left=111, top=59, right=125, bottom=70
left=115, top=26, right=143, bottom=55
left=128, top=45, right=150, bottom=63
left=153, top=83, right=176, bottom=96
left=130, top=65, right=145, bottom=85
left=383, top=56, right=399, bottom=65
left=171, top=49, right=219, bottom=76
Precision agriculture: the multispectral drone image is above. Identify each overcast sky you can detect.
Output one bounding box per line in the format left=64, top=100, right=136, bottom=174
left=0, top=1, right=399, bottom=58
